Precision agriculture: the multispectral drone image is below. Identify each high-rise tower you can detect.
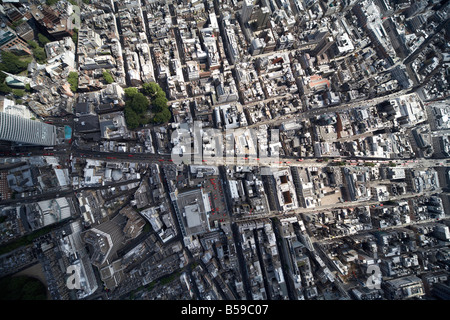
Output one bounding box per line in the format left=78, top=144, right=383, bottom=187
left=0, top=112, right=56, bottom=146
left=241, top=0, right=255, bottom=24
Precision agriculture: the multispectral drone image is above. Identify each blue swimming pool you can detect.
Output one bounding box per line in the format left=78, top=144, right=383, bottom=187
left=64, top=125, right=72, bottom=140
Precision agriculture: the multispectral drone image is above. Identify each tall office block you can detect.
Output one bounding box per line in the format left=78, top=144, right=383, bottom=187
left=241, top=0, right=255, bottom=24
left=313, top=36, right=335, bottom=56
left=0, top=112, right=56, bottom=146
left=256, top=6, right=271, bottom=29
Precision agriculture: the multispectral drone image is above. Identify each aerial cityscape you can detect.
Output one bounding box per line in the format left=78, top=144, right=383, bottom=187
left=0, top=0, right=449, bottom=304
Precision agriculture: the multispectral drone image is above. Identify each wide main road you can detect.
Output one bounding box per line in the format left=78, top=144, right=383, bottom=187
left=67, top=147, right=448, bottom=169
left=6, top=141, right=439, bottom=171
left=3, top=135, right=447, bottom=170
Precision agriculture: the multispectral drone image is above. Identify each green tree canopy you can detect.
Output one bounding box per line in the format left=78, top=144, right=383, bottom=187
left=28, top=40, right=47, bottom=63
left=155, top=90, right=166, bottom=100
left=153, top=107, right=171, bottom=124
left=152, top=96, right=168, bottom=113
left=0, top=276, right=47, bottom=300
left=72, top=28, right=78, bottom=46
left=103, top=70, right=114, bottom=84
left=139, top=113, right=151, bottom=126
left=12, top=89, right=25, bottom=97
left=27, top=40, right=39, bottom=50
left=124, top=106, right=139, bottom=129
left=34, top=48, right=46, bottom=64
left=0, top=72, right=12, bottom=94
left=46, top=0, right=60, bottom=5
left=142, top=82, right=164, bottom=97
left=124, top=84, right=170, bottom=129
left=124, top=87, right=139, bottom=99
left=67, top=71, right=78, bottom=92
left=126, top=92, right=149, bottom=114
left=388, top=162, right=397, bottom=167
left=38, top=33, right=51, bottom=46
left=0, top=83, right=12, bottom=94
left=0, top=51, right=29, bottom=74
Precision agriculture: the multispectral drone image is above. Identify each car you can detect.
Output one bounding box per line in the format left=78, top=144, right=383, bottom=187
left=297, top=159, right=303, bottom=161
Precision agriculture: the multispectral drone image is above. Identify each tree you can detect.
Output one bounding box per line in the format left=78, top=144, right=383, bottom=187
left=0, top=72, right=12, bottom=94
left=38, top=33, right=51, bottom=46
left=0, top=51, right=29, bottom=74
left=124, top=106, right=140, bottom=129
left=0, top=83, right=12, bottom=94
left=27, top=40, right=47, bottom=64
left=388, top=161, right=397, bottom=167
left=142, top=82, right=167, bottom=104
left=12, top=89, right=25, bottom=97
left=0, top=71, right=12, bottom=94
left=34, top=47, right=47, bottom=64
left=27, top=40, right=38, bottom=50
left=103, top=70, right=114, bottom=84
left=152, top=96, right=168, bottom=113
left=155, top=90, right=166, bottom=100
left=67, top=72, right=78, bottom=92
left=126, top=92, right=149, bottom=114
left=0, top=276, right=47, bottom=300
left=139, top=114, right=150, bottom=126
left=124, top=87, right=139, bottom=99
left=123, top=85, right=170, bottom=129
left=153, top=107, right=171, bottom=124
left=72, top=28, right=78, bottom=46
left=141, top=82, right=162, bottom=97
